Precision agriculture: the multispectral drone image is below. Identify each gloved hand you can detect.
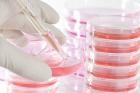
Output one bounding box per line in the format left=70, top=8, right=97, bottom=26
left=0, top=0, right=66, bottom=82
left=0, top=0, right=66, bottom=46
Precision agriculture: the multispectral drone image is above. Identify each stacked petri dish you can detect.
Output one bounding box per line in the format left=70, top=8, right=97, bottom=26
left=65, top=10, right=87, bottom=55
left=87, top=15, right=140, bottom=93
left=64, top=8, right=88, bottom=76
left=60, top=5, right=89, bottom=93
left=64, top=0, right=140, bottom=92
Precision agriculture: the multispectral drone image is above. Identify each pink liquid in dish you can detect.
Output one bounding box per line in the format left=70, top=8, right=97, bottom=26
left=41, top=50, right=84, bottom=77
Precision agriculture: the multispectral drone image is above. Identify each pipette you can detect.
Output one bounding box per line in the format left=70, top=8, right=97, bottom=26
left=15, top=0, right=66, bottom=58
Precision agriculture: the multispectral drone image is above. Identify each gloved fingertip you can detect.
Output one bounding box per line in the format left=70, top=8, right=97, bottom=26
left=40, top=1, right=60, bottom=24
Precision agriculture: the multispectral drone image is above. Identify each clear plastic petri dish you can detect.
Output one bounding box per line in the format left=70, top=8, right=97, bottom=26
left=86, top=85, right=138, bottom=93
left=87, top=63, right=139, bottom=79
left=87, top=73, right=138, bottom=92
left=12, top=34, right=84, bottom=77
left=8, top=80, right=59, bottom=93
left=93, top=27, right=140, bottom=40
left=93, top=50, right=140, bottom=66
left=90, top=16, right=140, bottom=40
left=94, top=37, right=140, bottom=53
